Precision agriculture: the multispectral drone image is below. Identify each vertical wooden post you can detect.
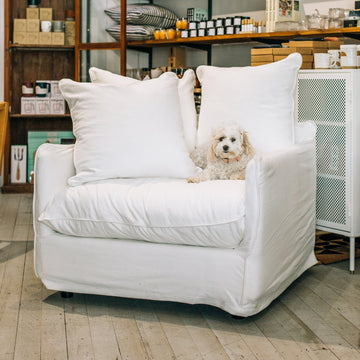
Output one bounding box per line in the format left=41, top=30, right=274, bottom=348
left=120, top=0, right=127, bottom=76
left=74, top=0, right=81, bottom=81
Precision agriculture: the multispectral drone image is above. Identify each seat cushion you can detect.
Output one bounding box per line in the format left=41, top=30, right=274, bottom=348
left=39, top=178, right=246, bottom=248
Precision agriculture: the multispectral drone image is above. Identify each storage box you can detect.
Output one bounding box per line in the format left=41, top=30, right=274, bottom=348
left=26, top=32, right=39, bottom=45
left=272, top=48, right=296, bottom=55
left=301, top=62, right=313, bottom=69
left=168, top=47, right=186, bottom=68
left=27, top=131, right=75, bottom=181
left=251, top=47, right=274, bottom=55
left=13, top=32, right=27, bottom=44
left=187, top=8, right=208, bottom=21
left=35, top=98, right=50, bottom=114
left=289, top=40, right=328, bottom=48
left=50, top=99, right=65, bottom=114
left=51, top=32, right=65, bottom=45
left=39, top=8, right=53, bottom=21
left=251, top=62, right=273, bottom=66
left=11, top=145, right=27, bottom=183
left=21, top=97, right=36, bottom=114
left=50, top=81, right=63, bottom=98
left=26, top=7, right=39, bottom=19
left=27, top=19, right=40, bottom=32
left=65, top=20, right=75, bottom=45
left=251, top=54, right=274, bottom=62
left=39, top=32, right=52, bottom=45
left=13, top=19, right=27, bottom=32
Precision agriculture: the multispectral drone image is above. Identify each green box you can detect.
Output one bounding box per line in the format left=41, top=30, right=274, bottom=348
left=187, top=8, right=208, bottom=21
left=27, top=131, right=75, bottom=181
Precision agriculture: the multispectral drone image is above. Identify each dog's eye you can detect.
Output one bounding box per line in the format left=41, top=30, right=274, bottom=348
left=219, top=137, right=224, bottom=142
left=231, top=138, right=236, bottom=142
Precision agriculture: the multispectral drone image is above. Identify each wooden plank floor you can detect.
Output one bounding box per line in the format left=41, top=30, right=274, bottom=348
left=0, top=193, right=359, bottom=360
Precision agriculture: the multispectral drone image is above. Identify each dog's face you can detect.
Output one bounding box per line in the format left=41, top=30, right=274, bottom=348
left=209, top=126, right=247, bottom=161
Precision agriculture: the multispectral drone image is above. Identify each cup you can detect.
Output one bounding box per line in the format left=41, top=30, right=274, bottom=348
left=22, top=82, right=34, bottom=97
left=340, top=44, right=357, bottom=69
left=328, top=49, right=341, bottom=69
left=41, top=21, right=52, bottom=32
left=151, top=68, right=163, bottom=79
left=314, top=53, right=331, bottom=69
left=36, top=80, right=51, bottom=97
left=53, top=21, right=64, bottom=33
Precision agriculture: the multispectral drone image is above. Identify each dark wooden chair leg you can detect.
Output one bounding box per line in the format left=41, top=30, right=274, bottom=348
left=61, top=291, right=73, bottom=298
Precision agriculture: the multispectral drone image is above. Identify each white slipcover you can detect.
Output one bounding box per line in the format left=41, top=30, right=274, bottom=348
left=33, top=122, right=317, bottom=316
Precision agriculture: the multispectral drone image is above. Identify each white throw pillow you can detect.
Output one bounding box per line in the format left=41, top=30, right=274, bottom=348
left=89, top=67, right=197, bottom=152
left=196, top=53, right=302, bottom=154
left=59, top=76, right=197, bottom=186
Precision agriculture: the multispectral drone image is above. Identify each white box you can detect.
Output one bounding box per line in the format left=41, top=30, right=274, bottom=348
left=50, top=99, right=65, bottom=114
left=35, top=98, right=50, bottom=114
left=50, top=80, right=63, bottom=98
left=21, top=97, right=36, bottom=114
left=11, top=145, right=27, bottom=183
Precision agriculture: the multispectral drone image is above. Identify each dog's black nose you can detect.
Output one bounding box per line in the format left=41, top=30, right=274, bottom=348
left=223, top=145, right=229, bottom=152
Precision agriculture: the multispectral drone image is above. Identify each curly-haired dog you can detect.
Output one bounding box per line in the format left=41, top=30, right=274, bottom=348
left=188, top=125, right=254, bottom=183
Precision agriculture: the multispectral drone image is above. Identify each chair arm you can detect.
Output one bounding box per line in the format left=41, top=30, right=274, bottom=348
left=33, top=143, right=75, bottom=235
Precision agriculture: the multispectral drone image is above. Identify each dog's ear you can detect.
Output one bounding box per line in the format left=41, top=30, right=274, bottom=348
left=207, top=141, right=217, bottom=162
left=242, top=131, right=253, bottom=155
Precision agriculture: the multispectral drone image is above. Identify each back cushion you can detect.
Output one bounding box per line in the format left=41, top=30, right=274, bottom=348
left=196, top=53, right=302, bottom=154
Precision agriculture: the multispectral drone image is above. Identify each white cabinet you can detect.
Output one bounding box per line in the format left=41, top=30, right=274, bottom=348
left=296, top=69, right=360, bottom=273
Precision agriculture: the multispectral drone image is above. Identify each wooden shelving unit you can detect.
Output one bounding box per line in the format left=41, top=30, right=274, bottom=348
left=4, top=0, right=360, bottom=193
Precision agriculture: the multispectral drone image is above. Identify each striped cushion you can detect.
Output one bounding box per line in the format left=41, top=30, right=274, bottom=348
left=105, top=4, right=177, bottom=28
left=106, top=24, right=155, bottom=41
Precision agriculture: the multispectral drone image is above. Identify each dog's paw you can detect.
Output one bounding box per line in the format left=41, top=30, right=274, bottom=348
left=187, top=176, right=200, bottom=183
left=230, top=173, right=245, bottom=180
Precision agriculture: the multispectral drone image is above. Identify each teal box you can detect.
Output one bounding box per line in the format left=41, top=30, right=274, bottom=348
left=187, top=8, right=208, bottom=21
left=27, top=131, right=75, bottom=181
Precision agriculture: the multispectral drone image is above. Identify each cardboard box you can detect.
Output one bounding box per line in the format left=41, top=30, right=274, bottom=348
left=35, top=98, right=50, bottom=114
left=251, top=62, right=273, bottom=66
left=272, top=48, right=296, bottom=55
left=168, top=47, right=186, bottom=68
left=289, top=40, right=328, bottom=48
left=50, top=81, right=63, bottom=98
left=13, top=31, right=27, bottom=44
left=26, top=32, right=39, bottom=45
left=50, top=99, right=65, bottom=114
left=39, top=8, right=52, bottom=21
left=11, top=145, right=27, bottom=183
left=328, top=41, right=343, bottom=49
left=251, top=48, right=273, bottom=55
left=27, top=19, right=40, bottom=32
left=51, top=32, right=65, bottom=45
left=65, top=20, right=75, bottom=45
left=26, top=7, right=39, bottom=19
left=301, top=62, right=313, bottom=69
left=251, top=54, right=274, bottom=62
left=21, top=97, right=36, bottom=114
left=13, top=19, right=27, bottom=32
left=39, top=32, right=52, bottom=45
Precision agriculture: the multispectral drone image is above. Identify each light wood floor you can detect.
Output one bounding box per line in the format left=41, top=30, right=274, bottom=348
left=0, top=194, right=360, bottom=360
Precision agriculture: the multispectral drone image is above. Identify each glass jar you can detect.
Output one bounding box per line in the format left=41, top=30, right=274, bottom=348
left=159, top=29, right=166, bottom=40
left=166, top=28, right=176, bottom=40
left=225, top=17, right=233, bottom=26
left=216, top=18, right=224, bottom=27
left=188, top=21, right=198, bottom=30
left=181, top=29, right=189, bottom=38
left=206, top=19, right=215, bottom=28
left=234, top=16, right=242, bottom=26
left=216, top=26, right=225, bottom=35
left=226, top=25, right=234, bottom=35
left=198, top=28, right=206, bottom=37
left=189, top=29, right=198, bottom=37
left=153, top=29, right=161, bottom=40
left=175, top=28, right=181, bottom=38
left=199, top=20, right=207, bottom=29
left=207, top=27, right=216, bottom=36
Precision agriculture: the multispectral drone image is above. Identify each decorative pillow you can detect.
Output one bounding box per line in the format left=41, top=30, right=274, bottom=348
left=105, top=4, right=177, bottom=28
left=106, top=24, right=155, bottom=41
left=196, top=53, right=302, bottom=154
left=59, top=76, right=197, bottom=186
left=89, top=67, right=197, bottom=152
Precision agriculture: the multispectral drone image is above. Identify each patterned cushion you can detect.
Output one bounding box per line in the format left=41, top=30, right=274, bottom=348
left=106, top=24, right=155, bottom=41
left=105, top=4, right=177, bottom=28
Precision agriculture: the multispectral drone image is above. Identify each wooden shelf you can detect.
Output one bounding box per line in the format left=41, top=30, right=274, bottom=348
left=9, top=44, right=75, bottom=51
left=1, top=183, right=33, bottom=194
left=10, top=114, right=71, bottom=118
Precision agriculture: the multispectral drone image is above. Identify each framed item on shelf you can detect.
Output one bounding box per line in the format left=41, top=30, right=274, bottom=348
left=11, top=145, right=27, bottom=183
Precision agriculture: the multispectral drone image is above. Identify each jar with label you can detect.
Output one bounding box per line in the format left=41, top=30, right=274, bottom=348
left=234, top=25, right=241, bottom=34
left=207, top=19, right=215, bottom=28
left=216, top=18, right=224, bottom=27
left=188, top=21, right=198, bottom=30
left=198, top=28, right=206, bottom=37
left=199, top=20, right=207, bottom=29
left=225, top=17, right=233, bottom=26
left=234, top=16, right=242, bottom=26
left=181, top=29, right=189, bottom=38
left=216, top=26, right=225, bottom=35
left=159, top=29, right=166, bottom=40
left=166, top=28, right=176, bottom=40
left=207, top=27, right=216, bottom=36
left=175, top=28, right=181, bottom=38
left=225, top=25, right=234, bottom=35
left=153, top=29, right=161, bottom=40
left=189, top=29, right=198, bottom=37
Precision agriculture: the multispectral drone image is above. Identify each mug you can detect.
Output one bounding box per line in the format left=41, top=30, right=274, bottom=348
left=340, top=44, right=357, bottom=69
left=328, top=49, right=341, bottom=69
left=36, top=81, right=51, bottom=97
left=21, top=82, right=34, bottom=97
left=314, top=53, right=330, bottom=69
left=53, top=21, right=65, bottom=33
left=41, top=21, right=52, bottom=32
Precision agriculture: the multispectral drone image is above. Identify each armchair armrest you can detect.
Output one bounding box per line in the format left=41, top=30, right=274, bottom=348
left=242, top=121, right=317, bottom=307
left=33, top=143, right=75, bottom=235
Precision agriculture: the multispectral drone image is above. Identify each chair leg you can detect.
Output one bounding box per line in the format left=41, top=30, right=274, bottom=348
left=61, top=291, right=73, bottom=298
left=349, top=236, right=355, bottom=274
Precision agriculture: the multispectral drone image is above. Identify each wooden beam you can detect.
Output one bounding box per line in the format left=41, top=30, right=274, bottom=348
left=120, top=0, right=127, bottom=75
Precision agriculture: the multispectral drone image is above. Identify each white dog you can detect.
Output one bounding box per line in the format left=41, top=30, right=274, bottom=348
left=188, top=125, right=254, bottom=183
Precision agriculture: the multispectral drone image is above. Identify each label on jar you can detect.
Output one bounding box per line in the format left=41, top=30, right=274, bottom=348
left=189, top=21, right=198, bottom=30
left=226, top=26, right=234, bottom=35
left=207, top=20, right=215, bottom=28
left=234, top=17, right=241, bottom=26
left=225, top=17, right=233, bottom=26
left=216, top=26, right=225, bottom=35
left=199, top=20, right=207, bottom=29
left=190, top=29, right=198, bottom=37
left=198, top=28, right=206, bottom=37
left=216, top=18, right=224, bottom=27
left=207, top=27, right=216, bottom=36
left=181, top=30, right=189, bottom=38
